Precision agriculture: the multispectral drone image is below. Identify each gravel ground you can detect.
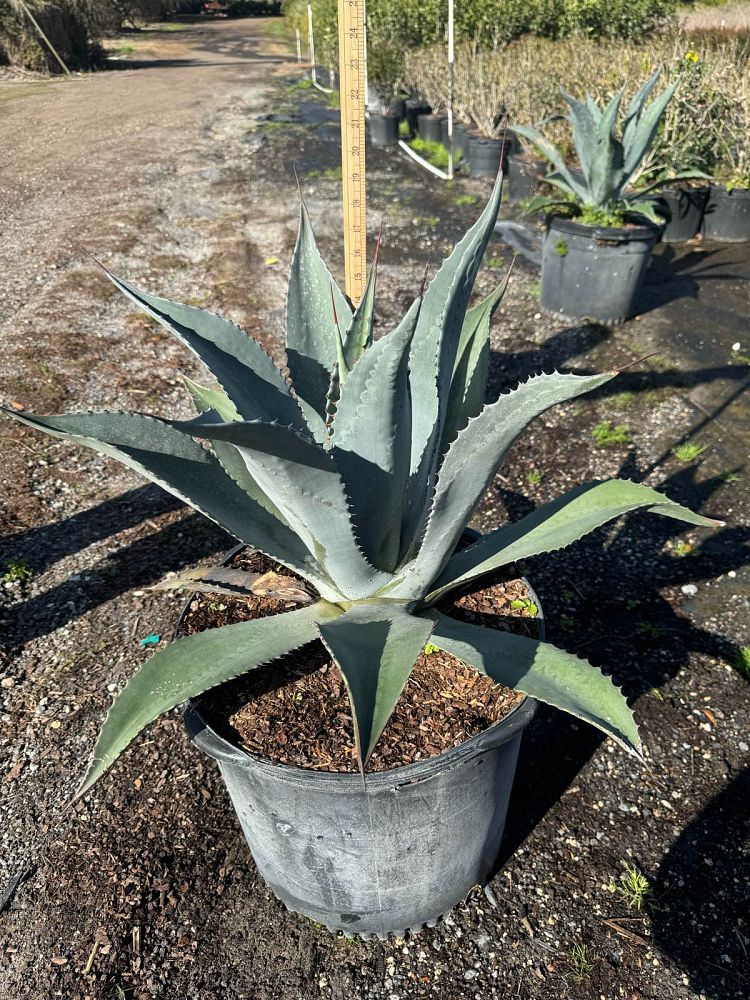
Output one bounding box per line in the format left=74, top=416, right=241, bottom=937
left=1, top=17, right=749, bottom=1000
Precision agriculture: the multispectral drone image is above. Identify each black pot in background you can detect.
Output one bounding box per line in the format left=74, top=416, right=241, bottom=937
left=388, top=97, right=406, bottom=120
left=183, top=543, right=542, bottom=938
left=369, top=113, right=400, bottom=148
left=541, top=215, right=659, bottom=323
left=404, top=98, right=431, bottom=139
left=417, top=113, right=445, bottom=143
left=468, top=136, right=504, bottom=178
left=507, top=154, right=547, bottom=203
left=702, top=184, right=750, bottom=242
left=451, top=123, right=475, bottom=161
left=653, top=186, right=709, bottom=243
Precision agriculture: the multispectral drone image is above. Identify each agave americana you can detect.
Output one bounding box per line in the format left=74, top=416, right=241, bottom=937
left=2, top=173, right=720, bottom=793
left=513, top=68, right=703, bottom=225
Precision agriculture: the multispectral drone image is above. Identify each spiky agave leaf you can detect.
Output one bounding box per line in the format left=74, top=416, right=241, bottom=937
left=285, top=200, right=352, bottom=425
left=77, top=600, right=341, bottom=795
left=317, top=604, right=434, bottom=769
left=389, top=370, right=616, bottom=599
left=400, top=169, right=505, bottom=561
left=426, top=479, right=723, bottom=603
left=424, top=611, right=641, bottom=756
left=441, top=273, right=509, bottom=449
left=169, top=415, right=392, bottom=600
left=331, top=299, right=418, bottom=572
left=97, top=263, right=306, bottom=431
left=2, top=407, right=337, bottom=597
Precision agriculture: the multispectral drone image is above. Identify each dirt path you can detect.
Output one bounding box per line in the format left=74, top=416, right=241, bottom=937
left=1, top=17, right=749, bottom=1000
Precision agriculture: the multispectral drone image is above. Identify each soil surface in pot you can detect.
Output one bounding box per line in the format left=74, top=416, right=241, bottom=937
left=178, top=549, right=535, bottom=772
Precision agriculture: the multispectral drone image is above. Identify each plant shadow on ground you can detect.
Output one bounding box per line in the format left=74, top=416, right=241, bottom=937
left=0, top=496, right=230, bottom=650
left=638, top=245, right=750, bottom=315
left=494, top=456, right=749, bottom=1000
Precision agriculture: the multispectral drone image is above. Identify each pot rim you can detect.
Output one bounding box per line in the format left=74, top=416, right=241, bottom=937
left=181, top=544, right=542, bottom=788
left=546, top=214, right=660, bottom=241
left=709, top=183, right=750, bottom=197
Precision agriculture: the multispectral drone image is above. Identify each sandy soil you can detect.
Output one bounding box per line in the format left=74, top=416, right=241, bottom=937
left=1, top=16, right=749, bottom=1000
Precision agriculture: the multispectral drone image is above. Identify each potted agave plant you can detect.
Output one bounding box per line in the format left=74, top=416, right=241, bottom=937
left=512, top=69, right=683, bottom=323
left=3, top=175, right=718, bottom=938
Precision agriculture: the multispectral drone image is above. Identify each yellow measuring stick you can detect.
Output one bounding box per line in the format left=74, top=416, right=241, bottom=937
left=337, top=0, right=367, bottom=305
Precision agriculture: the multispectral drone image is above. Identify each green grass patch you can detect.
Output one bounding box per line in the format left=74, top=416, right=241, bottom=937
left=455, top=193, right=479, bottom=207
left=399, top=120, right=410, bottom=138
left=409, top=136, right=460, bottom=171
left=592, top=421, right=630, bottom=447
left=2, top=559, right=33, bottom=583
left=671, top=442, right=706, bottom=463
left=733, top=646, right=750, bottom=680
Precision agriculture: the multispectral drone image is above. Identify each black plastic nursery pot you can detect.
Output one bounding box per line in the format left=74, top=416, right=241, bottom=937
left=388, top=97, right=406, bottom=120
left=404, top=98, right=431, bottom=138
left=654, top=186, right=709, bottom=243
left=182, top=557, right=542, bottom=938
left=369, top=113, right=400, bottom=148
left=417, top=112, right=446, bottom=143
left=540, top=215, right=659, bottom=323
left=702, top=184, right=750, bottom=242
left=507, top=154, right=547, bottom=203
left=451, top=123, right=475, bottom=160
left=468, top=136, right=504, bottom=178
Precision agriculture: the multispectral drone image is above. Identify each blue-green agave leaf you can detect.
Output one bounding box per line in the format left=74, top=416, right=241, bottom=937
left=78, top=601, right=341, bottom=794
left=285, top=200, right=352, bottom=421
left=510, top=124, right=589, bottom=202
left=424, top=611, right=641, bottom=756
left=332, top=300, right=418, bottom=571
left=622, top=77, right=678, bottom=180
left=401, top=170, right=504, bottom=560
left=318, top=603, right=434, bottom=768
left=441, top=273, right=509, bottom=449
left=172, top=416, right=392, bottom=599
left=427, top=479, right=723, bottom=602
left=3, top=407, right=333, bottom=594
left=390, top=370, right=616, bottom=598
left=97, top=264, right=305, bottom=430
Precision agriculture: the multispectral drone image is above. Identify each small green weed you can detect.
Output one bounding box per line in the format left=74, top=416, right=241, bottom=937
left=424, top=642, right=440, bottom=655
left=510, top=597, right=539, bottom=616
left=485, top=254, right=504, bottom=270
left=554, top=238, right=569, bottom=257
left=608, top=865, right=652, bottom=911
left=592, top=421, right=630, bottom=447
left=733, top=646, right=750, bottom=680
left=529, top=280, right=541, bottom=300
left=566, top=943, right=593, bottom=984
left=719, top=469, right=742, bottom=483
left=650, top=687, right=664, bottom=702
left=416, top=214, right=440, bottom=227
left=671, top=442, right=706, bottom=463
left=325, top=90, right=340, bottom=110
left=672, top=540, right=694, bottom=557
left=288, top=78, right=314, bottom=92
left=611, top=390, right=636, bottom=409
left=2, top=559, right=33, bottom=583
left=455, top=193, right=479, bottom=207
left=526, top=469, right=542, bottom=485
left=398, top=120, right=410, bottom=138
left=578, top=204, right=626, bottom=227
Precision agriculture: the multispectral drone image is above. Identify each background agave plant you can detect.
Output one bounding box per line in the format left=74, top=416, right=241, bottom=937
left=513, top=68, right=700, bottom=224
left=2, top=173, right=719, bottom=794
